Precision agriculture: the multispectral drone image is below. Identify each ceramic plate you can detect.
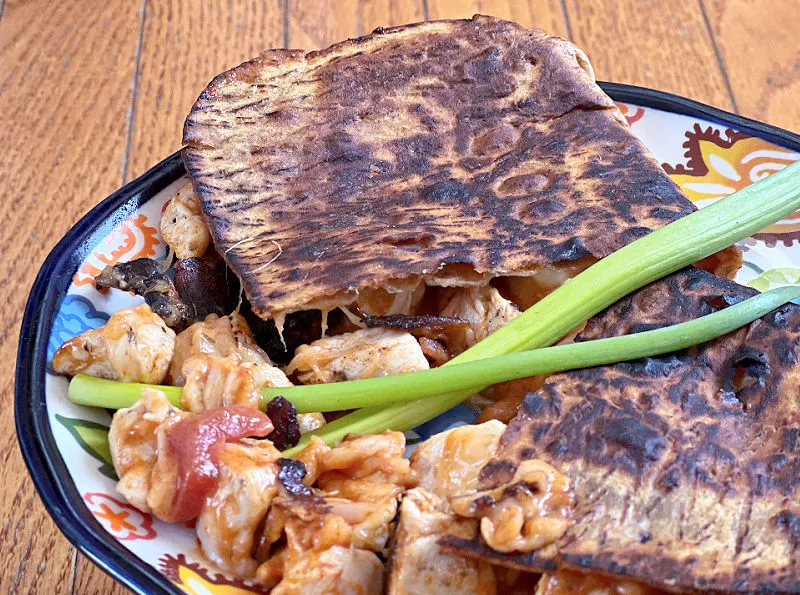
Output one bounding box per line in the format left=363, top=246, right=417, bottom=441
left=16, top=83, right=800, bottom=595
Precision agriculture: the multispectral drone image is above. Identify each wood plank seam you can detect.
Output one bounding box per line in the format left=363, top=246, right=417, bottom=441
left=281, top=0, right=289, bottom=48
left=698, top=0, right=739, bottom=113
left=68, top=548, right=78, bottom=594
left=355, top=1, right=364, bottom=36
left=120, top=0, right=149, bottom=184
left=559, top=0, right=573, bottom=40
left=421, top=0, right=430, bottom=21
left=70, top=0, right=147, bottom=590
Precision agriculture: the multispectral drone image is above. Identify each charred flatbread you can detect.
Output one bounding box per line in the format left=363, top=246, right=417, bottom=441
left=183, top=15, right=738, bottom=321
left=443, top=268, right=800, bottom=593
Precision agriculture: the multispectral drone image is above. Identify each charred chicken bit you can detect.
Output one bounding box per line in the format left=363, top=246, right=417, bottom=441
left=52, top=304, right=175, bottom=384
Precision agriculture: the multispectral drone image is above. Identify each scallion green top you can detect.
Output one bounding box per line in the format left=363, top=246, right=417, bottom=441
left=287, top=160, right=800, bottom=451
left=64, top=161, right=800, bottom=455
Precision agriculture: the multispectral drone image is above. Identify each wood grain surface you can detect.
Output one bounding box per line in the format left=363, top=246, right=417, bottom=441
left=2, top=1, right=799, bottom=593
left=426, top=0, right=568, bottom=36
left=702, top=0, right=800, bottom=132
left=0, top=1, right=141, bottom=593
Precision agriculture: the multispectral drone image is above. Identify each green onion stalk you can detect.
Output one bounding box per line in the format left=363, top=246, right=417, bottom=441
left=66, top=161, right=800, bottom=454
left=70, top=284, right=800, bottom=414
left=284, top=161, right=800, bottom=453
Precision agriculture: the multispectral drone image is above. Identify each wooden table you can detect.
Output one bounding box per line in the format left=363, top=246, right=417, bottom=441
left=2, top=0, right=798, bottom=592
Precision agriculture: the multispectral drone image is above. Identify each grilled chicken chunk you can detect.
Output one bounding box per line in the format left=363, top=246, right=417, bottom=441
left=170, top=313, right=278, bottom=383
left=160, top=182, right=211, bottom=259
left=170, top=314, right=309, bottom=420
left=293, top=433, right=412, bottom=552
left=271, top=546, right=383, bottom=595
left=52, top=304, right=175, bottom=383
left=297, top=431, right=412, bottom=488
left=180, top=356, right=269, bottom=412
left=449, top=459, right=574, bottom=554
left=256, top=433, right=412, bottom=593
left=196, top=439, right=282, bottom=577
left=387, top=487, right=497, bottom=594
left=109, top=391, right=273, bottom=523
left=389, top=422, right=543, bottom=594
left=110, top=390, right=279, bottom=576
left=302, top=432, right=412, bottom=552
left=438, top=286, right=519, bottom=354
left=411, top=421, right=506, bottom=498
left=107, top=388, right=188, bottom=512
left=286, top=327, right=429, bottom=384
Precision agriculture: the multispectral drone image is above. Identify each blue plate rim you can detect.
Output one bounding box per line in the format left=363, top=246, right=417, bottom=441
left=14, top=83, right=800, bottom=595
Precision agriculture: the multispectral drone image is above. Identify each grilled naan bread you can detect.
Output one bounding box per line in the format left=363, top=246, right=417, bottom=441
left=183, top=15, right=737, bottom=321
left=443, top=268, right=800, bottom=593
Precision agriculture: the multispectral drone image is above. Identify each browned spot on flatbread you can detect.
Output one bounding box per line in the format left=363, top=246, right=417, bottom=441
left=447, top=268, right=800, bottom=593
left=182, top=15, right=710, bottom=319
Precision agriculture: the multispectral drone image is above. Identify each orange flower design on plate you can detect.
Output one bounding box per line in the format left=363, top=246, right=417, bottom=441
left=664, top=125, right=800, bottom=244
left=73, top=213, right=160, bottom=287
left=159, top=554, right=270, bottom=594
left=84, top=492, right=156, bottom=540
left=616, top=102, right=645, bottom=126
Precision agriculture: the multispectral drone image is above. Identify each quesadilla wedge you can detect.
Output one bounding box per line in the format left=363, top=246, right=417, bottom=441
left=182, top=15, right=739, bottom=327
left=442, top=268, right=800, bottom=592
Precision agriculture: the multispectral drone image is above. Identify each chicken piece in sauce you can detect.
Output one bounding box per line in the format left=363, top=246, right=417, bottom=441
left=52, top=304, right=175, bottom=383
left=109, top=392, right=273, bottom=524
left=411, top=420, right=506, bottom=498
left=298, top=431, right=412, bottom=488
left=386, top=487, right=497, bottom=594
left=308, top=433, right=411, bottom=552
left=170, top=313, right=276, bottom=383
left=438, top=285, right=519, bottom=354
left=108, top=388, right=188, bottom=512
left=196, top=439, right=282, bottom=577
left=171, top=314, right=307, bottom=421
left=180, top=355, right=266, bottom=412
left=256, top=433, right=412, bottom=592
left=286, top=327, right=429, bottom=384
left=160, top=182, right=211, bottom=259
left=449, top=459, right=574, bottom=554
left=411, top=395, right=575, bottom=558
left=295, top=432, right=412, bottom=551
left=388, top=422, right=541, bottom=594
left=269, top=545, right=383, bottom=595
left=256, top=494, right=383, bottom=593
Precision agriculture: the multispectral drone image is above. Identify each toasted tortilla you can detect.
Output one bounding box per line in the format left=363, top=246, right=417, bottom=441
left=443, top=268, right=800, bottom=592
left=182, top=15, right=735, bottom=320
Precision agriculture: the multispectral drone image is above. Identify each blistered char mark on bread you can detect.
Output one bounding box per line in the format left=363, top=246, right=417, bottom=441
left=182, top=15, right=701, bottom=319
left=443, top=267, right=800, bottom=593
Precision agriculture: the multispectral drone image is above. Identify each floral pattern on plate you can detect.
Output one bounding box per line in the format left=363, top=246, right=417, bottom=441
left=159, top=555, right=271, bottom=594
left=85, top=492, right=157, bottom=541
left=663, top=124, right=800, bottom=244
left=73, top=213, right=161, bottom=287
